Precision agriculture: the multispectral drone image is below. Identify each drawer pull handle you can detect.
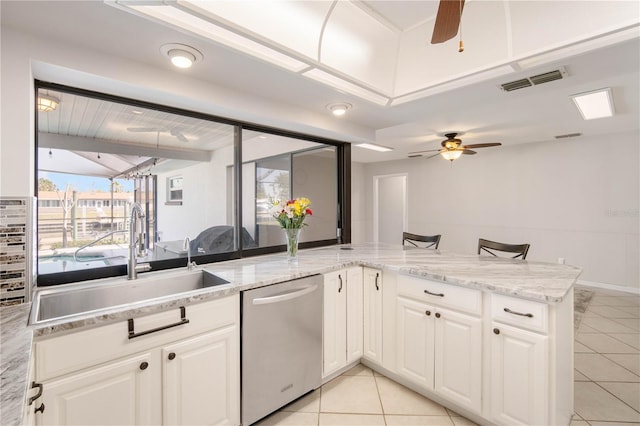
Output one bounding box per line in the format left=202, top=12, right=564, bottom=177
left=338, top=275, right=343, bottom=293
left=34, top=403, right=45, bottom=414
left=493, top=328, right=500, bottom=335
left=28, top=381, right=43, bottom=405
left=425, top=310, right=431, bottom=316
left=375, top=273, right=380, bottom=291
left=504, top=308, right=534, bottom=318
left=435, top=312, right=441, bottom=318
left=128, top=306, right=189, bottom=339
left=424, top=289, right=445, bottom=297
left=140, top=361, right=149, bottom=370
left=168, top=352, right=176, bottom=361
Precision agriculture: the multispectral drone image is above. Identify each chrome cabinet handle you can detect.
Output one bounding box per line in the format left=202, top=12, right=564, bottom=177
left=128, top=306, right=189, bottom=339
left=28, top=381, right=43, bottom=405
left=375, top=273, right=380, bottom=291
left=424, top=289, right=444, bottom=297
left=338, top=274, right=343, bottom=293
left=504, top=308, right=534, bottom=318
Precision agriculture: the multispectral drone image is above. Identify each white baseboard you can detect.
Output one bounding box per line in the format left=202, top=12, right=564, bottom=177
left=577, top=279, right=640, bottom=295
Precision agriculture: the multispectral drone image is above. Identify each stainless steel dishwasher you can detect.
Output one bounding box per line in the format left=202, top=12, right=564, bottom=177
left=241, top=274, right=323, bottom=425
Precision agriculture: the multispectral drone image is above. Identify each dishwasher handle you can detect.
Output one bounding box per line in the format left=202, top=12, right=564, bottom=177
left=252, top=284, right=318, bottom=305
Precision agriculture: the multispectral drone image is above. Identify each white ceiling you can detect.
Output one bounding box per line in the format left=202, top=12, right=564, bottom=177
left=2, top=1, right=639, bottom=164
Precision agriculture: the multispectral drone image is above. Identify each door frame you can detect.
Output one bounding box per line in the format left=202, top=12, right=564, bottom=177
left=373, top=173, right=408, bottom=243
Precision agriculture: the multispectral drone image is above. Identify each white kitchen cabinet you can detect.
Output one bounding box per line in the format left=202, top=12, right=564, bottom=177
left=323, top=267, right=363, bottom=377
left=396, top=276, right=482, bottom=414
left=490, top=322, right=548, bottom=426
left=396, top=296, right=434, bottom=388
left=33, top=295, right=240, bottom=426
left=362, top=268, right=383, bottom=364
left=163, top=326, right=240, bottom=425
left=37, top=351, right=161, bottom=426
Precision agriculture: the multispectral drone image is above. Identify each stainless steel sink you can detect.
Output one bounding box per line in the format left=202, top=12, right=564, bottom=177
left=32, top=269, right=230, bottom=323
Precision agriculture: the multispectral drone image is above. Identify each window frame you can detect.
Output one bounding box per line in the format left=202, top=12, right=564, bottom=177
left=34, top=80, right=351, bottom=286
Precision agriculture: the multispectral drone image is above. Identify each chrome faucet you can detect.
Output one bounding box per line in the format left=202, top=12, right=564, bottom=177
left=128, top=203, right=151, bottom=280
left=184, top=237, right=196, bottom=271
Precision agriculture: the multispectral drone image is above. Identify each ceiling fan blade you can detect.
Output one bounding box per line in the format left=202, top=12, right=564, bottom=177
left=462, top=149, right=477, bottom=155
left=170, top=129, right=189, bottom=142
left=127, top=127, right=162, bottom=133
left=462, top=143, right=502, bottom=149
left=425, top=152, right=442, bottom=160
left=408, top=148, right=441, bottom=155
left=431, top=0, right=465, bottom=44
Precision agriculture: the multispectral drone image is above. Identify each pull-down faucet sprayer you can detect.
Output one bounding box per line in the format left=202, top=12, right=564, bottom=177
left=128, top=203, right=151, bottom=280
left=184, top=237, right=196, bottom=271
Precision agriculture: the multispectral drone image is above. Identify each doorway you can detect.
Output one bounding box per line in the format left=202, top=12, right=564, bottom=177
left=373, top=173, right=407, bottom=245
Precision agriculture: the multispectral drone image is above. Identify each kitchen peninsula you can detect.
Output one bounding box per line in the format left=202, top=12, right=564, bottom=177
left=1, top=243, right=581, bottom=425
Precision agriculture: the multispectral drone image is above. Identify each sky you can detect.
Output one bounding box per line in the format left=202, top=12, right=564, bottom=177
left=40, top=171, right=134, bottom=192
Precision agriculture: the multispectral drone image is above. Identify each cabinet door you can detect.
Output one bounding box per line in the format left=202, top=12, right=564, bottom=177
left=163, top=325, right=240, bottom=426
left=363, top=268, right=383, bottom=364
left=38, top=351, right=160, bottom=426
left=490, top=323, right=548, bottom=426
left=323, top=270, right=347, bottom=376
left=434, top=307, right=482, bottom=413
left=396, top=296, right=434, bottom=389
left=346, top=267, right=364, bottom=364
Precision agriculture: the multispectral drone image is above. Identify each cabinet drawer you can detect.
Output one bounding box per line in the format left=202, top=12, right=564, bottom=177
left=36, top=294, right=239, bottom=381
left=397, top=275, right=482, bottom=315
left=491, top=294, right=548, bottom=333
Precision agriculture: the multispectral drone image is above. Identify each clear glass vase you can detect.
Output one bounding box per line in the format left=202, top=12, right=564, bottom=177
left=284, top=228, right=301, bottom=260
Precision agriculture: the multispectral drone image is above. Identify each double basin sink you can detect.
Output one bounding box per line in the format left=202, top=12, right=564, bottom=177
left=31, top=269, right=231, bottom=324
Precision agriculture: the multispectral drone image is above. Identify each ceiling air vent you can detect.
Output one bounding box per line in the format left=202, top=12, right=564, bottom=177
left=500, top=67, right=568, bottom=92
left=530, top=70, right=564, bottom=85
left=501, top=79, right=532, bottom=92
left=555, top=133, right=582, bottom=139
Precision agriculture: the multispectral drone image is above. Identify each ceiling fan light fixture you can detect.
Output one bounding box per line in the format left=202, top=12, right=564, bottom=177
left=160, top=43, right=203, bottom=69
left=37, top=94, right=60, bottom=112
left=440, top=149, right=464, bottom=161
left=327, top=103, right=351, bottom=116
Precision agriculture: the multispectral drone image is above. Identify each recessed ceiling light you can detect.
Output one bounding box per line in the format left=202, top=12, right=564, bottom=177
left=355, top=143, right=393, bottom=152
left=327, top=103, right=352, bottom=116
left=160, top=43, right=203, bottom=69
left=570, top=88, right=614, bottom=120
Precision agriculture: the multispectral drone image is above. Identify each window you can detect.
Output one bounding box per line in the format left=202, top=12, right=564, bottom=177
left=35, top=82, right=350, bottom=285
left=167, top=176, right=183, bottom=204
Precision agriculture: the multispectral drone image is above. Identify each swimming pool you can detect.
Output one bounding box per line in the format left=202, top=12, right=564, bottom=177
left=38, top=253, right=128, bottom=274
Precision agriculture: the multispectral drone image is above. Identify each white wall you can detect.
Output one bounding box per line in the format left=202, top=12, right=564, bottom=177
left=353, top=132, right=640, bottom=291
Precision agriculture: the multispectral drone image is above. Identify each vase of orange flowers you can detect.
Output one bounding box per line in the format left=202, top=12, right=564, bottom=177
left=270, top=197, right=312, bottom=259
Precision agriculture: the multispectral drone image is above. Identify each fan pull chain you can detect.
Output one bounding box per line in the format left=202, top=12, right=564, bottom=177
left=458, top=0, right=464, bottom=53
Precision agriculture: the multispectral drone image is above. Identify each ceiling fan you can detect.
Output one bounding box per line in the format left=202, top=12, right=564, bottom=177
left=127, top=127, right=189, bottom=143
left=431, top=0, right=466, bottom=52
left=408, top=132, right=501, bottom=162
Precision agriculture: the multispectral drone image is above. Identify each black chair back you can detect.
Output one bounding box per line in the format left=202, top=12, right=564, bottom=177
left=478, top=238, right=530, bottom=260
left=403, top=232, right=441, bottom=249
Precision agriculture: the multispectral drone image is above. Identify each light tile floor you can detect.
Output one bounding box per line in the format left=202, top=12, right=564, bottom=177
left=255, top=285, right=640, bottom=426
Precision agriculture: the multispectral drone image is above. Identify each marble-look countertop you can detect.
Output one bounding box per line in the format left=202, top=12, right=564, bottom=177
left=0, top=243, right=582, bottom=425
left=1, top=303, right=33, bottom=426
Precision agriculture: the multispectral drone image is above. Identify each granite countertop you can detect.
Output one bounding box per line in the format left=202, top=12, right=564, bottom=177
left=0, top=243, right=582, bottom=425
